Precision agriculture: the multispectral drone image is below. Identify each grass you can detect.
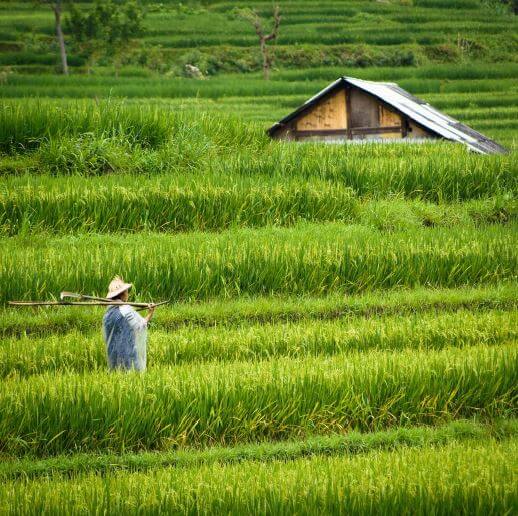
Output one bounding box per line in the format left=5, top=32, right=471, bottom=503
left=1, top=223, right=516, bottom=303
left=1, top=284, right=515, bottom=338
left=0, top=100, right=264, bottom=154
left=1, top=173, right=515, bottom=234
left=1, top=308, right=515, bottom=378
left=2, top=73, right=518, bottom=101
left=1, top=438, right=516, bottom=514
left=1, top=419, right=516, bottom=480
left=1, top=0, right=517, bottom=76
left=0, top=344, right=516, bottom=456
left=0, top=101, right=515, bottom=202
left=0, top=1, right=517, bottom=511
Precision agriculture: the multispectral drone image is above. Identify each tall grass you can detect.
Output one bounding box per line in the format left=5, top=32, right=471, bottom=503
left=0, top=101, right=515, bottom=201
left=1, top=419, right=515, bottom=480
left=0, top=223, right=515, bottom=303
left=0, top=100, right=265, bottom=154
left=0, top=174, right=357, bottom=234
left=0, top=344, right=516, bottom=456
left=272, top=63, right=518, bottom=82
left=1, top=1, right=517, bottom=509
left=1, top=309, right=514, bottom=378
left=1, top=174, right=515, bottom=234
left=224, top=143, right=516, bottom=200
left=2, top=439, right=516, bottom=514
left=2, top=284, right=514, bottom=338
left=7, top=141, right=515, bottom=201
left=2, top=74, right=518, bottom=100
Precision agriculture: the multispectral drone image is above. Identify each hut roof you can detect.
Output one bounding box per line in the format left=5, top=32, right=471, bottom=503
left=268, top=77, right=507, bottom=155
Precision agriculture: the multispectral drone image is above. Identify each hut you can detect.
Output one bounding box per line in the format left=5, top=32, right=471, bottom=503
left=267, top=77, right=507, bottom=154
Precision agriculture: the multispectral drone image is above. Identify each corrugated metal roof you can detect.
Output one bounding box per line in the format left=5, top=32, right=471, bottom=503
left=268, top=77, right=507, bottom=155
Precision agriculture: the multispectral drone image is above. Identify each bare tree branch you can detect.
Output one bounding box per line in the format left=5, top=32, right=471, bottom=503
left=238, top=5, right=281, bottom=80
left=263, top=6, right=281, bottom=42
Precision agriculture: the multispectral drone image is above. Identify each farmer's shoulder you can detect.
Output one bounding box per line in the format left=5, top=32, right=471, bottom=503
left=103, top=305, right=121, bottom=322
left=119, top=304, right=146, bottom=322
left=119, top=304, right=134, bottom=316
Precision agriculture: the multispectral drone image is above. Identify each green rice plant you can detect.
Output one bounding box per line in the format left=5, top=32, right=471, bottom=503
left=0, top=99, right=266, bottom=154
left=1, top=171, right=515, bottom=234
left=1, top=439, right=516, bottom=514
left=0, top=174, right=359, bottom=233
left=272, top=63, right=518, bottom=82
left=15, top=142, right=518, bottom=201
left=415, top=0, right=480, bottom=7
left=1, top=0, right=516, bottom=81
left=217, top=144, right=516, bottom=201
left=6, top=143, right=514, bottom=203
left=0, top=223, right=516, bottom=303
left=1, top=309, right=514, bottom=378
left=0, top=344, right=515, bottom=455
left=34, top=133, right=136, bottom=176
left=1, top=284, right=515, bottom=338
left=1, top=70, right=517, bottom=103
left=0, top=74, right=512, bottom=101
left=1, top=419, right=516, bottom=480
left=0, top=100, right=515, bottom=200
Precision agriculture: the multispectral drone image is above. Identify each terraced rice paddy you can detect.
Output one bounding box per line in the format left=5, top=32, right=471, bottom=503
left=1, top=0, right=517, bottom=513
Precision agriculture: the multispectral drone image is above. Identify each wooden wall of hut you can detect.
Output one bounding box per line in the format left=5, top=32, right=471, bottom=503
left=273, top=85, right=437, bottom=143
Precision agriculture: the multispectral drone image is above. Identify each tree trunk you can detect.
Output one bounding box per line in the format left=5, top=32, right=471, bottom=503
left=260, top=39, right=269, bottom=80
left=53, top=1, right=69, bottom=75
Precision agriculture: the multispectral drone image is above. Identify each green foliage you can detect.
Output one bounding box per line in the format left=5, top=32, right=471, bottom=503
left=67, top=1, right=145, bottom=45
left=483, top=0, right=518, bottom=14
left=1, top=420, right=515, bottom=480
left=0, top=3, right=516, bottom=511
left=1, top=439, right=516, bottom=513
left=1, top=284, right=515, bottom=338
left=0, top=344, right=515, bottom=455
left=1, top=0, right=517, bottom=74
left=0, top=224, right=516, bottom=303
left=1, top=174, right=516, bottom=235
left=0, top=101, right=515, bottom=200
left=1, top=309, right=515, bottom=377
left=66, top=0, right=145, bottom=70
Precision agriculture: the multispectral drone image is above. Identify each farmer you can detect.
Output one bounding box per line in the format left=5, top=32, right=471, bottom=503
left=102, top=276, right=155, bottom=372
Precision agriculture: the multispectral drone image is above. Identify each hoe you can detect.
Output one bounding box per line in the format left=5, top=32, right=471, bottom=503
left=9, top=291, right=168, bottom=311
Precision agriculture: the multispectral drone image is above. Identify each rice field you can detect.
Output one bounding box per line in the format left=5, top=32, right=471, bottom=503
left=2, top=344, right=516, bottom=456
left=2, top=308, right=515, bottom=377
left=2, top=439, right=516, bottom=514
left=0, top=0, right=517, bottom=513
left=2, top=223, right=516, bottom=302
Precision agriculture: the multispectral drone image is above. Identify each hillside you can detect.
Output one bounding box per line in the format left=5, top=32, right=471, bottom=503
left=1, top=0, right=517, bottom=149
left=2, top=0, right=518, bottom=73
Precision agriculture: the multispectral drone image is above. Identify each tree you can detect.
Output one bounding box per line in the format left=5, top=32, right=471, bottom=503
left=67, top=0, right=145, bottom=76
left=504, top=0, right=518, bottom=14
left=484, top=0, right=518, bottom=14
left=39, top=0, right=69, bottom=75
left=238, top=5, right=281, bottom=80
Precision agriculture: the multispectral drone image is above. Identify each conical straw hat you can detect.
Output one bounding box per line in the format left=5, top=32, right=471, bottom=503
left=106, top=276, right=132, bottom=299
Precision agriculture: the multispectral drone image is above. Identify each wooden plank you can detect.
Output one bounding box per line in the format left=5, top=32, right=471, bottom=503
left=349, top=88, right=380, bottom=128
left=407, top=121, right=435, bottom=139
left=293, top=126, right=403, bottom=138
left=379, top=105, right=402, bottom=127
left=402, top=118, right=409, bottom=138
left=351, top=126, right=402, bottom=135
left=294, top=129, right=348, bottom=137
left=345, top=86, right=352, bottom=140
left=296, top=89, right=347, bottom=131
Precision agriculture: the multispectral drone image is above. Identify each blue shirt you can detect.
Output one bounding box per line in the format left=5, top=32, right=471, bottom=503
left=102, top=305, right=148, bottom=371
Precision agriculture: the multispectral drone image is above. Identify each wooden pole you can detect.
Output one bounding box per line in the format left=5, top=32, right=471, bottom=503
left=8, top=300, right=168, bottom=309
